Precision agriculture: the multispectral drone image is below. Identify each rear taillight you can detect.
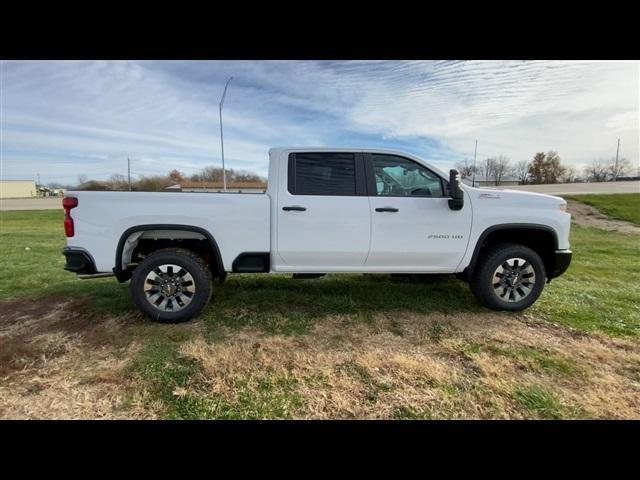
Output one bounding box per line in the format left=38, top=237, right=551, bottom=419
left=63, top=197, right=78, bottom=237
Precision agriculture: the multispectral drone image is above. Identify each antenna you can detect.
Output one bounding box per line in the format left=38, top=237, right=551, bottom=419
left=219, top=77, right=234, bottom=192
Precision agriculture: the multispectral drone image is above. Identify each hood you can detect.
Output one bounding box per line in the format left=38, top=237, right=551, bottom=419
left=462, top=185, right=567, bottom=208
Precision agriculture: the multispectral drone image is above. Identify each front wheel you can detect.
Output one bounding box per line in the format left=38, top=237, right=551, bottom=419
left=470, top=243, right=546, bottom=311
left=130, top=248, right=212, bottom=323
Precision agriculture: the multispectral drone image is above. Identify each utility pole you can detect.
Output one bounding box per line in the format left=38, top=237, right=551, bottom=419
left=127, top=158, right=132, bottom=190
left=219, top=77, right=234, bottom=192
left=613, top=138, right=620, bottom=181
left=471, top=140, right=478, bottom=187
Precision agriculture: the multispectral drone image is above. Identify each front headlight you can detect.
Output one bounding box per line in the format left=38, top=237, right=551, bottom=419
left=559, top=203, right=567, bottom=212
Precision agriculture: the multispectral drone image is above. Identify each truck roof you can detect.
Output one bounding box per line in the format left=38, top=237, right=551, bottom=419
left=270, top=146, right=416, bottom=155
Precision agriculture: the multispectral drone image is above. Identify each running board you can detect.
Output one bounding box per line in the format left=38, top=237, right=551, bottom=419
left=78, top=273, right=115, bottom=279
left=292, top=273, right=326, bottom=279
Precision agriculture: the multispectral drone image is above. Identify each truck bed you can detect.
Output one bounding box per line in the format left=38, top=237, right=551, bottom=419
left=65, top=191, right=271, bottom=272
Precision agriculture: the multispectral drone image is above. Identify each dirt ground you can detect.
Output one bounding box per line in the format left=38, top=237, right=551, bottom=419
left=566, top=200, right=640, bottom=234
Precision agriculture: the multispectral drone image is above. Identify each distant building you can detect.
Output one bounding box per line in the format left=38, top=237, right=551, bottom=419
left=166, top=181, right=267, bottom=193
left=0, top=180, right=37, bottom=199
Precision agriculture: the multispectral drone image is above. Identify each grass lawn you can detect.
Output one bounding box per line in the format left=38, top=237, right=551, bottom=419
left=1, top=198, right=639, bottom=419
left=0, top=209, right=131, bottom=313
left=564, top=193, right=640, bottom=225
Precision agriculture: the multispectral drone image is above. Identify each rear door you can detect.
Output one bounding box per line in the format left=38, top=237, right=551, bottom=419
left=364, top=153, right=472, bottom=272
left=275, top=151, right=370, bottom=271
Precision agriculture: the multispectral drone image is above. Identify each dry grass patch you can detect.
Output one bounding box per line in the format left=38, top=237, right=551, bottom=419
left=0, top=296, right=150, bottom=419
left=167, top=312, right=640, bottom=419
left=0, top=340, right=150, bottom=419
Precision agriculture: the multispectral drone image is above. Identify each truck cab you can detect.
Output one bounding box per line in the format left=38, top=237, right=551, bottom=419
left=268, top=148, right=473, bottom=273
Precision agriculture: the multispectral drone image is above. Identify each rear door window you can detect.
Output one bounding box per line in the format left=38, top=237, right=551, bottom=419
left=288, top=153, right=357, bottom=196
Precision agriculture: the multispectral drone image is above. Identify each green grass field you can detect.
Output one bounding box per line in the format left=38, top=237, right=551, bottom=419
left=564, top=193, right=640, bottom=225
left=1, top=195, right=639, bottom=419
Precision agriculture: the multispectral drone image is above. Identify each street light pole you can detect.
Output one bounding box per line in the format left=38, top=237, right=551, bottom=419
left=471, top=140, right=478, bottom=187
left=219, top=77, right=233, bottom=192
left=614, top=138, right=620, bottom=181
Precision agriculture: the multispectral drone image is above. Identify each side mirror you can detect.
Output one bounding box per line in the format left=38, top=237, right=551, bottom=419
left=448, top=169, right=464, bottom=211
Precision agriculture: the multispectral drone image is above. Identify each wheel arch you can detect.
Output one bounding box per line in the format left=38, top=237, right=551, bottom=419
left=462, top=223, right=559, bottom=281
left=113, top=224, right=225, bottom=282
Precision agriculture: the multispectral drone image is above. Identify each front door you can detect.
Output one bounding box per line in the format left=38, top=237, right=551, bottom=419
left=275, top=151, right=370, bottom=271
left=364, top=153, right=472, bottom=272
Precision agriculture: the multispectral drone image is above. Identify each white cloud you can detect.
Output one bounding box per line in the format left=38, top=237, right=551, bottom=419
left=1, top=60, right=638, bottom=184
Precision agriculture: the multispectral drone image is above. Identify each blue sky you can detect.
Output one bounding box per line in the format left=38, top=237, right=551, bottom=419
left=1, top=60, right=638, bottom=185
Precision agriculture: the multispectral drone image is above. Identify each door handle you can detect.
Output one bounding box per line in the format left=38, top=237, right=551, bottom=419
left=375, top=207, right=399, bottom=212
left=283, top=206, right=306, bottom=211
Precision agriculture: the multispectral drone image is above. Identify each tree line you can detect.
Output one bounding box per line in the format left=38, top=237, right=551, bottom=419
left=73, top=166, right=266, bottom=191
left=455, top=151, right=634, bottom=185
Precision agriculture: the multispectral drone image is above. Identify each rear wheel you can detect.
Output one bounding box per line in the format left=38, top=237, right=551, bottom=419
left=130, top=248, right=212, bottom=323
left=470, top=243, right=546, bottom=311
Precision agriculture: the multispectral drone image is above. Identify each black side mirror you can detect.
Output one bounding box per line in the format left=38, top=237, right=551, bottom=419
left=448, top=169, right=464, bottom=211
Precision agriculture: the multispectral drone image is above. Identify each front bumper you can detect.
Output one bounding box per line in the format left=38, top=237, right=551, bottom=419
left=62, top=247, right=97, bottom=274
left=549, top=249, right=572, bottom=279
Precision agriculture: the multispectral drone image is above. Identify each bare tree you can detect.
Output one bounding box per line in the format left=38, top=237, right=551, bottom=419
left=609, top=157, right=632, bottom=180
left=77, top=164, right=265, bottom=193
left=454, top=159, right=476, bottom=179
left=234, top=170, right=265, bottom=183
left=560, top=165, right=577, bottom=183
left=134, top=175, right=173, bottom=191
left=109, top=174, right=129, bottom=191
left=491, top=154, right=511, bottom=186
left=584, top=159, right=609, bottom=182
left=76, top=180, right=109, bottom=191
left=479, top=157, right=496, bottom=183
left=514, top=160, right=530, bottom=184
left=190, top=166, right=265, bottom=184
left=190, top=166, right=225, bottom=182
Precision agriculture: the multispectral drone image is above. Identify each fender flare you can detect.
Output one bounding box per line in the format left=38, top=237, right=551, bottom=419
left=113, top=224, right=225, bottom=282
left=462, top=223, right=559, bottom=280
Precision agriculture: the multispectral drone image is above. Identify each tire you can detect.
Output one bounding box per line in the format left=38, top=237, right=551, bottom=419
left=470, top=243, right=546, bottom=311
left=130, top=248, right=213, bottom=323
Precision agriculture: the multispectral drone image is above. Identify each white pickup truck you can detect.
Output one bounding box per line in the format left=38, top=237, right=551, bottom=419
left=63, top=147, right=572, bottom=322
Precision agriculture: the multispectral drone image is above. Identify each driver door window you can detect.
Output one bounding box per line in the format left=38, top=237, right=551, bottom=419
left=370, top=154, right=444, bottom=197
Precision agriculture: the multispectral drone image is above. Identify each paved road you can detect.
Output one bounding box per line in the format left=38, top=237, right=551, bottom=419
left=0, top=197, right=62, bottom=211
left=500, top=181, right=639, bottom=195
